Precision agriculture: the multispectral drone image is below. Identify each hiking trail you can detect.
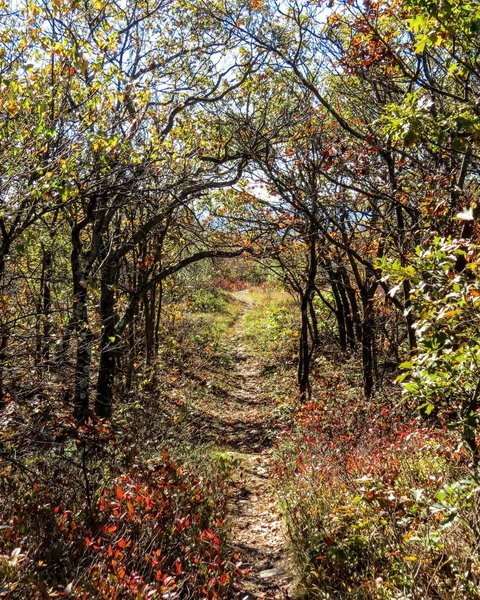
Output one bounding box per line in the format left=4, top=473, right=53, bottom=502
left=219, top=291, right=294, bottom=599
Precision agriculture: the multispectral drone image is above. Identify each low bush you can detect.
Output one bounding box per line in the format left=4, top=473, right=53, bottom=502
left=190, top=289, right=231, bottom=314
left=275, top=369, right=480, bottom=599
left=0, top=406, right=238, bottom=599
left=84, top=458, right=236, bottom=599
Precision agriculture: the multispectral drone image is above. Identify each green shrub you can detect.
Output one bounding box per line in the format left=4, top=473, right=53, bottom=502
left=190, top=289, right=229, bottom=313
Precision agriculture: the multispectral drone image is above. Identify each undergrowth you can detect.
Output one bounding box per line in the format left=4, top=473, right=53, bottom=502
left=4, top=283, right=478, bottom=599
left=0, top=286, right=246, bottom=599
left=241, top=286, right=298, bottom=360
left=247, top=287, right=480, bottom=599
left=276, top=392, right=480, bottom=599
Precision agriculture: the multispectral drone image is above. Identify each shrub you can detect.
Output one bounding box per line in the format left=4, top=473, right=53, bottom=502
left=190, top=289, right=230, bottom=313
left=383, top=237, right=480, bottom=471
left=274, top=367, right=480, bottom=598
left=0, top=399, right=239, bottom=599
left=82, top=457, right=236, bottom=599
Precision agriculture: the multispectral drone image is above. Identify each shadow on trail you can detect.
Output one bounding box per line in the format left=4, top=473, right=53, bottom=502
left=182, top=404, right=273, bottom=454
left=170, top=291, right=293, bottom=598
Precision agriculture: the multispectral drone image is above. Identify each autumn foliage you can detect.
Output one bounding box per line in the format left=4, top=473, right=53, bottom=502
left=2, top=0, right=480, bottom=597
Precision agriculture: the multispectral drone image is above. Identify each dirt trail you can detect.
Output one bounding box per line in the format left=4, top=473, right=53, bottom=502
left=222, top=291, right=294, bottom=600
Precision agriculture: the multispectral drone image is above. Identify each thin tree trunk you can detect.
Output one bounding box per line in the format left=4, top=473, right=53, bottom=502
left=298, top=294, right=311, bottom=401
left=385, top=152, right=417, bottom=352
left=298, top=232, right=318, bottom=401
left=395, top=204, right=417, bottom=352
left=36, top=249, right=53, bottom=372
left=154, top=280, right=163, bottom=358
left=144, top=285, right=155, bottom=366
left=0, top=335, right=7, bottom=409
left=125, top=320, right=136, bottom=394
left=361, top=284, right=377, bottom=398
left=308, top=296, right=320, bottom=347
left=327, top=269, right=347, bottom=352
left=0, top=243, right=11, bottom=408
left=95, top=258, right=117, bottom=418
left=339, top=266, right=361, bottom=347
left=35, top=251, right=47, bottom=370
left=72, top=234, right=92, bottom=423
left=42, top=250, right=53, bottom=366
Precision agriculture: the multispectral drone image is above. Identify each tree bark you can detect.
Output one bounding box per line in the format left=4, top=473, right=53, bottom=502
left=144, top=285, right=156, bottom=365
left=339, top=265, right=360, bottom=348
left=36, top=248, right=53, bottom=372
left=298, top=293, right=312, bottom=401
left=297, top=232, right=318, bottom=401
left=154, top=279, right=163, bottom=358
left=327, top=269, right=348, bottom=352
left=95, top=258, right=117, bottom=419
left=361, top=283, right=377, bottom=398
left=72, top=232, right=93, bottom=423
left=0, top=241, right=11, bottom=408
left=308, top=296, right=320, bottom=347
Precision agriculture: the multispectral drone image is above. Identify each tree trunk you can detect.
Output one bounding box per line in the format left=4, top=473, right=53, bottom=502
left=154, top=280, right=163, bottom=358
left=125, top=319, right=136, bottom=394
left=395, top=204, right=417, bottom=352
left=328, top=269, right=347, bottom=352
left=0, top=243, right=11, bottom=408
left=297, top=231, right=318, bottom=401
left=339, top=266, right=361, bottom=347
left=95, top=259, right=117, bottom=419
left=72, top=236, right=92, bottom=422
left=298, top=294, right=311, bottom=401
left=43, top=250, right=53, bottom=365
left=308, top=296, right=320, bottom=347
left=386, top=153, right=417, bottom=352
left=0, top=335, right=8, bottom=409
left=36, top=248, right=53, bottom=372
left=361, top=285, right=377, bottom=398
left=144, top=285, right=155, bottom=366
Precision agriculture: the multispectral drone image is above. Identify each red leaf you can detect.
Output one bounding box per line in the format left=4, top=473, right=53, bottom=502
left=174, top=558, right=182, bottom=575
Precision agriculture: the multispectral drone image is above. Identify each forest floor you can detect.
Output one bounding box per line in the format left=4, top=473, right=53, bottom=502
left=185, top=289, right=295, bottom=599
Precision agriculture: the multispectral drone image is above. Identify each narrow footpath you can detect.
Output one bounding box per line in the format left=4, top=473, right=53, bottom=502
left=219, top=291, right=294, bottom=599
